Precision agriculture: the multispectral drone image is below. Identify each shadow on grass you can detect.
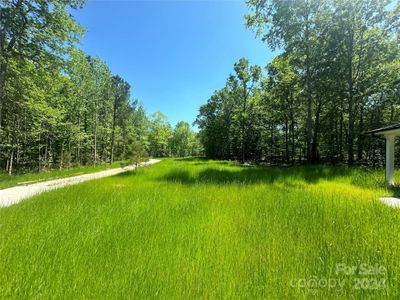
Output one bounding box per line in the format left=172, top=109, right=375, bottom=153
left=158, top=164, right=373, bottom=186
left=389, top=186, right=400, bottom=198
left=173, top=157, right=208, bottom=162
left=113, top=169, right=145, bottom=178
left=191, top=161, right=230, bottom=166
left=171, top=157, right=227, bottom=166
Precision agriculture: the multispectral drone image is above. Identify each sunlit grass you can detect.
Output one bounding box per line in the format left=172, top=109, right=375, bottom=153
left=0, top=158, right=399, bottom=298
left=0, top=161, right=127, bottom=190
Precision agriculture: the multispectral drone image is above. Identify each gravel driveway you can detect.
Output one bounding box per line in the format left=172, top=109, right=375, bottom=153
left=0, top=159, right=160, bottom=208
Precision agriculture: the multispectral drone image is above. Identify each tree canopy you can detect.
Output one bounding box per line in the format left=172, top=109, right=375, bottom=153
left=0, top=0, right=201, bottom=175
left=196, top=0, right=400, bottom=165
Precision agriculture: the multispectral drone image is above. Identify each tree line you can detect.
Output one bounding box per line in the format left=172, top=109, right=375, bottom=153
left=0, top=0, right=201, bottom=175
left=196, top=0, right=400, bottom=165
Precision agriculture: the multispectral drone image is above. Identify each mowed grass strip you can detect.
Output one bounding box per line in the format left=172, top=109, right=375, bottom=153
left=0, top=158, right=399, bottom=299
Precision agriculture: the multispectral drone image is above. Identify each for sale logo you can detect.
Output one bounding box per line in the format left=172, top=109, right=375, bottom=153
left=336, top=263, right=386, bottom=290
left=289, top=263, right=387, bottom=294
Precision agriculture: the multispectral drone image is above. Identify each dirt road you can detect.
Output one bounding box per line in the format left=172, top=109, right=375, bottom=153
left=0, top=159, right=160, bottom=208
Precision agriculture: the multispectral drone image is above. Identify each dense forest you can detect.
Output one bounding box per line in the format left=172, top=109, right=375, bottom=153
left=196, top=0, right=400, bottom=166
left=0, top=0, right=202, bottom=175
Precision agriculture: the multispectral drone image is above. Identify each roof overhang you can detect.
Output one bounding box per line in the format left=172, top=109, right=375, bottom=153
left=365, top=124, right=400, bottom=137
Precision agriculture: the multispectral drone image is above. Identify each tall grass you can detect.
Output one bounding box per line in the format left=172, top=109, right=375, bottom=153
left=0, top=159, right=399, bottom=299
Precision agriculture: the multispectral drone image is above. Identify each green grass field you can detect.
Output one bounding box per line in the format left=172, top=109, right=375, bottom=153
left=1, top=158, right=399, bottom=299
left=0, top=161, right=126, bottom=190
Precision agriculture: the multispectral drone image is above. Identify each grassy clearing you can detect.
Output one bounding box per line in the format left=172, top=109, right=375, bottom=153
left=0, top=161, right=126, bottom=190
left=0, top=158, right=399, bottom=299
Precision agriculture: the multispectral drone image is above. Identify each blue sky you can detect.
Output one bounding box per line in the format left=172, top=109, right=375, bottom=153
left=73, top=0, right=275, bottom=128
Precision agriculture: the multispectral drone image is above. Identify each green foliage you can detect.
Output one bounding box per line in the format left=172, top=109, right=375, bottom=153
left=197, top=0, right=400, bottom=165
left=170, top=121, right=202, bottom=157
left=147, top=114, right=202, bottom=158
left=196, top=57, right=263, bottom=161
left=148, top=112, right=173, bottom=157
left=128, top=140, right=149, bottom=168
left=0, top=1, right=196, bottom=175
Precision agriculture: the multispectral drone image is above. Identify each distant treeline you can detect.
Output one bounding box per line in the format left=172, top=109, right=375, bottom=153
left=196, top=0, right=400, bottom=165
left=0, top=0, right=202, bottom=175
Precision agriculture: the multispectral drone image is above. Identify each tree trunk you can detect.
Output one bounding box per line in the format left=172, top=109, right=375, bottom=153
left=110, top=97, right=117, bottom=164
left=311, top=99, right=322, bottom=163
left=357, top=103, right=364, bottom=162
left=92, top=94, right=98, bottom=165
left=290, top=92, right=295, bottom=164
left=270, top=122, right=274, bottom=160
left=285, top=119, right=289, bottom=162
left=78, top=117, right=81, bottom=165
left=38, top=132, right=41, bottom=171
left=68, top=139, right=71, bottom=168
left=123, top=142, right=126, bottom=160
left=0, top=9, right=4, bottom=128
left=347, top=30, right=355, bottom=166
left=94, top=109, right=97, bottom=165
left=305, top=22, right=313, bottom=164
left=339, top=98, right=344, bottom=161
left=291, top=119, right=295, bottom=165
left=60, top=143, right=64, bottom=170
left=83, top=107, right=88, bottom=166
left=8, top=148, right=13, bottom=176
left=0, top=62, right=7, bottom=129
left=44, top=136, right=48, bottom=170
left=241, top=84, right=247, bottom=164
